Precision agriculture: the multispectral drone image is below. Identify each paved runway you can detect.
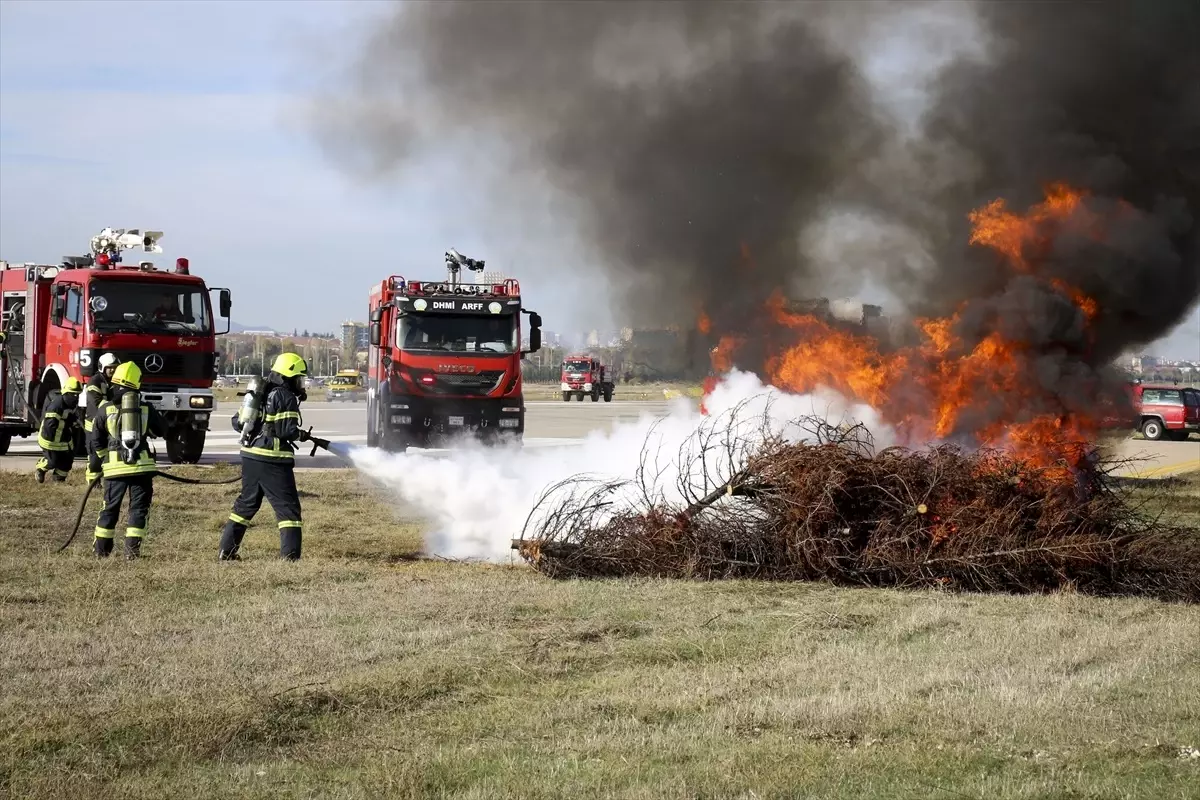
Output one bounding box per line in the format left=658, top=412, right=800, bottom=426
left=2, top=399, right=1196, bottom=475
left=0, top=400, right=678, bottom=470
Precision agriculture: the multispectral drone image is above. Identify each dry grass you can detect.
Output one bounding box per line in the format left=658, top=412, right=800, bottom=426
left=1, top=467, right=1199, bottom=799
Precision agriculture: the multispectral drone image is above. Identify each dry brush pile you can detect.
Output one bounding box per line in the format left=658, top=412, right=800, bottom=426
left=514, top=401, right=1200, bottom=603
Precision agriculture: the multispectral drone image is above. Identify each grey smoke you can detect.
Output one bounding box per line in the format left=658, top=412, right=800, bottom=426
left=316, top=0, right=1199, bottom=431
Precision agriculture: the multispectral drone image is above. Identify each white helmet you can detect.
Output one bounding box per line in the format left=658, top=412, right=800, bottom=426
left=98, top=352, right=119, bottom=370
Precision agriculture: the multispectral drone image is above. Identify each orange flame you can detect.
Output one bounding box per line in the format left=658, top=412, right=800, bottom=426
left=749, top=183, right=1117, bottom=478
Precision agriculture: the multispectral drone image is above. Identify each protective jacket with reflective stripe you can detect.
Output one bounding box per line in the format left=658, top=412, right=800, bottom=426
left=84, top=374, right=110, bottom=433
left=37, top=394, right=79, bottom=452
left=88, top=390, right=167, bottom=478
left=234, top=381, right=302, bottom=463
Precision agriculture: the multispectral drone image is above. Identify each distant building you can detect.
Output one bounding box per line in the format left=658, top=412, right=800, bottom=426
left=341, top=321, right=369, bottom=352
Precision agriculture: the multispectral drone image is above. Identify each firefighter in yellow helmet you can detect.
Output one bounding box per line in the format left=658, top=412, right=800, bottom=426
left=87, top=362, right=167, bottom=559
left=35, top=377, right=83, bottom=483
left=218, top=352, right=311, bottom=561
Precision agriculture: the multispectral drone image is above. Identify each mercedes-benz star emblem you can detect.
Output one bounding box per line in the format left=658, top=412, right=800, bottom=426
left=144, top=354, right=164, bottom=373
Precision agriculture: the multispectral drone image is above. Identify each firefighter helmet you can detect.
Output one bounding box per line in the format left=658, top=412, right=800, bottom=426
left=98, top=352, right=119, bottom=371
left=112, top=362, right=143, bottom=390
left=271, top=352, right=308, bottom=379
left=63, top=377, right=83, bottom=394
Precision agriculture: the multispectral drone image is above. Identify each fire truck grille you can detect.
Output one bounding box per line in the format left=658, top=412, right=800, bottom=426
left=107, top=351, right=216, bottom=383
left=433, top=370, right=505, bottom=395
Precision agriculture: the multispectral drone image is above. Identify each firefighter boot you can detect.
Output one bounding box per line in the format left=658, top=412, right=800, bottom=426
left=93, top=537, right=114, bottom=558
left=35, top=467, right=46, bottom=484
left=217, top=524, right=245, bottom=561
left=124, top=537, right=142, bottom=561
left=279, top=529, right=302, bottom=561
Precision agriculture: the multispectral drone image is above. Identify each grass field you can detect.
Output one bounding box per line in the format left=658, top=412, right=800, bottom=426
left=2, top=466, right=1199, bottom=799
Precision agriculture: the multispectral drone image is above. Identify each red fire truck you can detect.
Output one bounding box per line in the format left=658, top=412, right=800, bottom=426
left=560, top=354, right=614, bottom=402
left=365, top=249, right=542, bottom=452
left=0, top=228, right=231, bottom=461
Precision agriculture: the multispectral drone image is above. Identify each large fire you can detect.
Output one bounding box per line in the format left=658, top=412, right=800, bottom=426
left=704, top=184, right=1119, bottom=477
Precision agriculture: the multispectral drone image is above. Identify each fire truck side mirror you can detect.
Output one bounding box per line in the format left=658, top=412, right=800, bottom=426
left=50, top=291, right=66, bottom=324
left=526, top=326, right=541, bottom=354
left=219, top=289, right=232, bottom=318
left=369, top=322, right=381, bottom=347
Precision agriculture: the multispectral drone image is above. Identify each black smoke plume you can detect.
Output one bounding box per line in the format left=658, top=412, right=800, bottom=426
left=315, top=0, right=889, bottom=363
left=318, top=1, right=1199, bottom=416
left=917, top=0, right=1200, bottom=365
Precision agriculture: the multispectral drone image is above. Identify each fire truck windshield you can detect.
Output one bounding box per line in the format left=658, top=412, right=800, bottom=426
left=399, top=313, right=517, bottom=354
left=89, top=280, right=212, bottom=335
left=564, top=359, right=591, bottom=371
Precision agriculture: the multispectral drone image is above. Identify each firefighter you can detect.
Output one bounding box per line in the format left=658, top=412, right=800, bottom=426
left=84, top=353, right=120, bottom=484
left=88, top=362, right=166, bottom=559
left=35, top=377, right=84, bottom=483
left=218, top=352, right=311, bottom=561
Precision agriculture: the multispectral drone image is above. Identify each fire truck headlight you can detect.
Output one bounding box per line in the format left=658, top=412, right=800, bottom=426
left=189, top=396, right=213, bottom=409
left=560, top=382, right=570, bottom=391
left=584, top=382, right=593, bottom=391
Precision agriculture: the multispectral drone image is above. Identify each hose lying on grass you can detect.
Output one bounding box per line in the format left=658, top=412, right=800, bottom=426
left=56, top=470, right=243, bottom=553
left=513, top=404, right=1200, bottom=603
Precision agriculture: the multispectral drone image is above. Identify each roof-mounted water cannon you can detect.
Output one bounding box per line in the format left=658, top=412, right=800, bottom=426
left=444, top=248, right=485, bottom=286
left=88, top=228, right=163, bottom=269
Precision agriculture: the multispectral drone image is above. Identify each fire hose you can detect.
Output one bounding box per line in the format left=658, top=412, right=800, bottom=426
left=55, top=429, right=342, bottom=553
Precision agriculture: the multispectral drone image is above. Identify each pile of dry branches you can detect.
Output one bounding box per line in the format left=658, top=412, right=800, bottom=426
left=514, top=403, right=1199, bottom=603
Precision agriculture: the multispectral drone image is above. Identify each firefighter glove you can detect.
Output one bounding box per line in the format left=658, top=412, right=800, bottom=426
left=297, top=427, right=311, bottom=442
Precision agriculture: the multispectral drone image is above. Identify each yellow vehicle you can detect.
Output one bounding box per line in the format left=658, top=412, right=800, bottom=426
left=326, top=369, right=366, bottom=402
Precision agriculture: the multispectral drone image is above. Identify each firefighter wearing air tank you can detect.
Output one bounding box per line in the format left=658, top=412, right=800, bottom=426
left=88, top=362, right=166, bottom=559
left=84, top=353, right=120, bottom=483
left=218, top=353, right=311, bottom=561
left=35, top=377, right=83, bottom=483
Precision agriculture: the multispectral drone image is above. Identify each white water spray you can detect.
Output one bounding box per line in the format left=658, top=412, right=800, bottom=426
left=349, top=370, right=895, bottom=561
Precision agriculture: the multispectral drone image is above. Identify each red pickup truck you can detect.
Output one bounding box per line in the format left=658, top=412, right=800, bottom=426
left=1132, top=384, right=1200, bottom=441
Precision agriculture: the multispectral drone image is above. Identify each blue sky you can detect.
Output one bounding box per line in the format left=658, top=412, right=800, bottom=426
left=1, top=0, right=1196, bottom=359
left=0, top=0, right=591, bottom=336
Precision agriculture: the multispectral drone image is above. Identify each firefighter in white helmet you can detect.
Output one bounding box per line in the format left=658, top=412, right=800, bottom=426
left=84, top=353, right=120, bottom=483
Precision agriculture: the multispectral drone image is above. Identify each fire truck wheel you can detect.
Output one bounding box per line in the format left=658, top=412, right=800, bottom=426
left=0, top=432, right=10, bottom=456
left=1140, top=418, right=1164, bottom=441
left=166, top=428, right=206, bottom=463
left=380, top=430, right=410, bottom=453
left=562, top=392, right=570, bottom=403
left=603, top=389, right=612, bottom=402
left=590, top=391, right=599, bottom=402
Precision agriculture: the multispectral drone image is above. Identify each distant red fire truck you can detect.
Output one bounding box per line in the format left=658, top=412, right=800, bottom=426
left=560, top=354, right=614, bottom=402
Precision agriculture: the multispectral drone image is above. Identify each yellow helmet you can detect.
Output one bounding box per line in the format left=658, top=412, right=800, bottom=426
left=62, top=377, right=83, bottom=394
left=271, top=352, right=308, bottom=379
left=112, top=361, right=143, bottom=389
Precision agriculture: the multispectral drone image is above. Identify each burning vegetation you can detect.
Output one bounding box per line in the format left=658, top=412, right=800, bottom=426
left=514, top=407, right=1200, bottom=604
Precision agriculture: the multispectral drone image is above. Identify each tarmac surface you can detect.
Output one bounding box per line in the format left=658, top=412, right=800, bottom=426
left=2, top=399, right=1197, bottom=476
